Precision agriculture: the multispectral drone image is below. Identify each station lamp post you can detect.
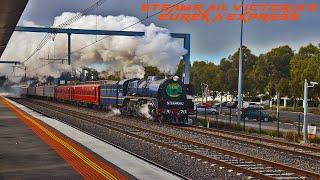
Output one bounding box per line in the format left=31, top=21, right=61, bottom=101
left=303, top=79, right=318, bottom=142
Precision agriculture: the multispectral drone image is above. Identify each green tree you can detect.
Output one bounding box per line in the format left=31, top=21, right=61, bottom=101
left=190, top=61, right=219, bottom=96
left=106, top=75, right=121, bottom=81
left=255, top=45, right=294, bottom=98
left=218, top=58, right=237, bottom=96
left=252, top=57, right=270, bottom=95
left=83, top=67, right=99, bottom=81
left=298, top=43, right=319, bottom=59
left=185, top=43, right=320, bottom=107
left=175, top=59, right=185, bottom=77
left=144, top=66, right=163, bottom=78
left=228, top=46, right=258, bottom=98
left=290, top=44, right=320, bottom=108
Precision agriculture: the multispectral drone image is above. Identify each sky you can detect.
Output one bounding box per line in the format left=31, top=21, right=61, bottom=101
left=11, top=0, right=320, bottom=64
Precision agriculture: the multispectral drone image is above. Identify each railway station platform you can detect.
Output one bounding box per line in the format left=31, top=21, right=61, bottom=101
left=0, top=96, right=180, bottom=180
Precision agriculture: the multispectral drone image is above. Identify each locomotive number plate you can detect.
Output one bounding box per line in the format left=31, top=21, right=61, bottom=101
left=167, top=101, right=184, bottom=106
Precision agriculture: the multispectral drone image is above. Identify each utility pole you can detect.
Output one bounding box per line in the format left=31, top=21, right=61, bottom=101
left=201, top=83, right=204, bottom=104
left=277, top=92, right=280, bottom=137
left=205, top=84, right=208, bottom=103
left=9, top=64, right=26, bottom=82
left=24, top=66, right=27, bottom=82
left=303, top=80, right=308, bottom=142
left=237, top=0, right=244, bottom=124
left=220, top=92, right=223, bottom=114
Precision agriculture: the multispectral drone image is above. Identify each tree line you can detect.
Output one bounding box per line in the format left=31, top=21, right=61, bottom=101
left=19, top=42, right=320, bottom=108
left=175, top=43, right=320, bottom=108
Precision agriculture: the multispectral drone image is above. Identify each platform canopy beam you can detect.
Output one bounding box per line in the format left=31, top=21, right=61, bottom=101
left=14, top=26, right=191, bottom=84
left=0, top=0, right=29, bottom=57
left=0, top=61, right=21, bottom=65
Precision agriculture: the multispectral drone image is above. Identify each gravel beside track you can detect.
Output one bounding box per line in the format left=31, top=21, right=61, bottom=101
left=13, top=98, right=249, bottom=180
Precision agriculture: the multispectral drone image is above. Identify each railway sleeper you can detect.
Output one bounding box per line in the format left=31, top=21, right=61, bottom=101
left=258, top=173, right=299, bottom=178
left=275, top=173, right=298, bottom=176
left=222, top=159, right=242, bottom=163
left=207, top=154, right=228, bottom=158
left=127, top=129, right=142, bottom=133
left=295, top=150, right=313, bottom=154
left=216, top=155, right=235, bottom=160
left=272, top=177, right=300, bottom=180
left=247, top=166, right=275, bottom=171
left=255, top=169, right=285, bottom=174
left=264, top=174, right=299, bottom=179
left=183, top=146, right=204, bottom=151
left=187, top=149, right=204, bottom=153
left=235, top=163, right=259, bottom=168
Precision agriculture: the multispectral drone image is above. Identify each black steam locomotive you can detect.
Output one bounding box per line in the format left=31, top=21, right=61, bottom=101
left=124, top=76, right=194, bottom=124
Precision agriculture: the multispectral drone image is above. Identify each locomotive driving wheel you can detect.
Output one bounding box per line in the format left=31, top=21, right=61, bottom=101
left=148, top=104, right=162, bottom=123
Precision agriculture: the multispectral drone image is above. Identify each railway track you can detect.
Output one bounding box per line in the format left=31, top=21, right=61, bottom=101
left=13, top=98, right=320, bottom=180
left=174, top=126, right=320, bottom=161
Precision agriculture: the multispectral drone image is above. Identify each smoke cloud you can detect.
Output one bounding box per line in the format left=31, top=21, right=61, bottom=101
left=0, top=13, right=187, bottom=80
left=139, top=103, right=152, bottom=119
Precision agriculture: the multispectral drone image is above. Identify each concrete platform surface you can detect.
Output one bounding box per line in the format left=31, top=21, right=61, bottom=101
left=0, top=99, right=81, bottom=179
left=1, top=96, right=130, bottom=180
left=4, top=97, right=181, bottom=180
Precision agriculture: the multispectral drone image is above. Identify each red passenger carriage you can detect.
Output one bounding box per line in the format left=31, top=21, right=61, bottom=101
left=55, top=86, right=72, bottom=100
left=70, top=84, right=100, bottom=105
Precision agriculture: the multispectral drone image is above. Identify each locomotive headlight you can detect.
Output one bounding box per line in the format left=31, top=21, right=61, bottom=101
left=173, top=76, right=179, bottom=82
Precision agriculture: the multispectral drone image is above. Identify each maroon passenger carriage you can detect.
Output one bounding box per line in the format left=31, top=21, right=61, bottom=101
left=55, top=86, right=72, bottom=101
left=70, top=84, right=100, bottom=105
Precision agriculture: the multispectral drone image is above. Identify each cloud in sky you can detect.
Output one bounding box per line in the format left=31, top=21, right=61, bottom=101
left=1, top=12, right=186, bottom=80
left=5, top=0, right=320, bottom=64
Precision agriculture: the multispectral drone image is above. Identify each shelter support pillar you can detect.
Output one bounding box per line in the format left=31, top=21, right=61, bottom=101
left=183, top=34, right=190, bottom=84
left=68, top=33, right=71, bottom=65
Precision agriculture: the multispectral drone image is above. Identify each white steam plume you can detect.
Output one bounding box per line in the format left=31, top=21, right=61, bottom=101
left=110, top=107, right=121, bottom=116
left=0, top=13, right=187, bottom=80
left=139, top=103, right=152, bottom=119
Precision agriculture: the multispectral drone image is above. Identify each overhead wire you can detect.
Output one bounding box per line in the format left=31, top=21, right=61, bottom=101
left=22, top=0, right=107, bottom=65
left=65, top=0, right=187, bottom=56
left=27, top=0, right=187, bottom=73
left=20, top=0, right=108, bottom=77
